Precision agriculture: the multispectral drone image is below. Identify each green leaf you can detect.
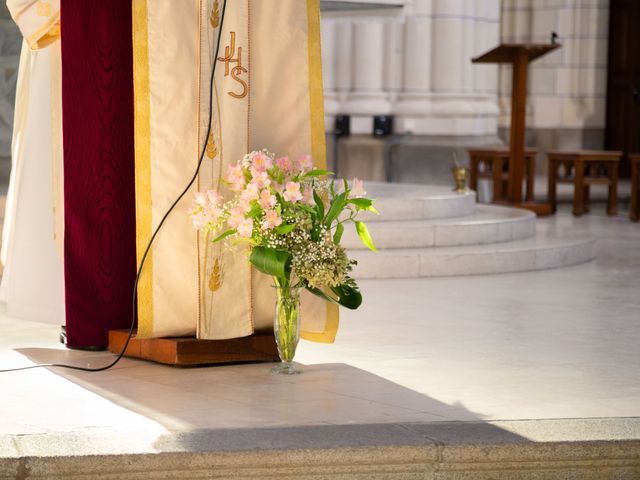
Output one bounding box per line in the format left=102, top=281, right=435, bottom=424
left=306, top=286, right=340, bottom=305
left=246, top=203, right=262, bottom=219
left=306, top=282, right=363, bottom=310
left=297, top=203, right=317, bottom=215
left=249, top=247, right=291, bottom=280
left=303, top=169, right=334, bottom=177
left=355, top=221, right=377, bottom=252
left=330, top=282, right=363, bottom=310
left=313, top=190, right=325, bottom=220
left=333, top=222, right=344, bottom=244
left=348, top=198, right=372, bottom=208
left=211, top=229, right=237, bottom=243
left=275, top=223, right=296, bottom=235
left=348, top=198, right=379, bottom=214
left=230, top=237, right=255, bottom=247
left=324, top=191, right=347, bottom=228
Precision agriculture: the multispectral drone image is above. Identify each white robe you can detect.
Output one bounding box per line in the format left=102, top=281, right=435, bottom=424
left=1, top=1, right=64, bottom=325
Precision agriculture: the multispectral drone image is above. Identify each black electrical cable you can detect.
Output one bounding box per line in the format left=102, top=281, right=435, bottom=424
left=0, top=0, right=228, bottom=374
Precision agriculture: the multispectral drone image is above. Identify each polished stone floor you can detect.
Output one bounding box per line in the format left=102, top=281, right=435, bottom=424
left=0, top=205, right=638, bottom=438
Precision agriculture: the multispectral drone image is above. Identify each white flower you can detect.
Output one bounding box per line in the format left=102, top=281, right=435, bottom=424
left=351, top=177, right=366, bottom=197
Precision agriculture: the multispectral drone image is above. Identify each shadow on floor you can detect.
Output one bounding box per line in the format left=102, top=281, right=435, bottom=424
left=14, top=347, right=526, bottom=447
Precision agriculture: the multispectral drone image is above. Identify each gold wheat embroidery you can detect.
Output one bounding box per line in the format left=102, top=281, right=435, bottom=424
left=209, top=257, right=222, bottom=291
left=210, top=0, right=220, bottom=28
left=37, top=1, right=51, bottom=16
left=206, top=132, right=217, bottom=159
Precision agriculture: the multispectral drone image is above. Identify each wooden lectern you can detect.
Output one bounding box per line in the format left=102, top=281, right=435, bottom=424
left=473, top=43, right=560, bottom=214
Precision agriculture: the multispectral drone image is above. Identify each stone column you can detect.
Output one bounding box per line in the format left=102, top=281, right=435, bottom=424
left=473, top=0, right=501, bottom=134
left=431, top=0, right=465, bottom=93
left=383, top=19, right=404, bottom=103
left=321, top=18, right=340, bottom=126
left=394, top=0, right=433, bottom=132
left=334, top=20, right=353, bottom=104
left=344, top=19, right=391, bottom=133
left=473, top=0, right=500, bottom=95
left=462, top=0, right=475, bottom=92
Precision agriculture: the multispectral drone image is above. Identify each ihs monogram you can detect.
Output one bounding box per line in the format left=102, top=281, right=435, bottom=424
left=217, top=32, right=248, bottom=99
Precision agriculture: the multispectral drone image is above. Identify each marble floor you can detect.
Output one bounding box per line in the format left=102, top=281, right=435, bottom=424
left=0, top=205, right=638, bottom=439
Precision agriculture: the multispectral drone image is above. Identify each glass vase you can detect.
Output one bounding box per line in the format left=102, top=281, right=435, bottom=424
left=271, top=282, right=301, bottom=375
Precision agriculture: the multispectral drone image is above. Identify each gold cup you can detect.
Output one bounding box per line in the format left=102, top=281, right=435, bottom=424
left=452, top=166, right=469, bottom=193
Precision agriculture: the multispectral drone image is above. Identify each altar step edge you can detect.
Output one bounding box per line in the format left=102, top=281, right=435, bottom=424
left=361, top=183, right=476, bottom=222
left=350, top=229, right=596, bottom=278
left=345, top=204, right=535, bottom=249
left=2, top=419, right=638, bottom=479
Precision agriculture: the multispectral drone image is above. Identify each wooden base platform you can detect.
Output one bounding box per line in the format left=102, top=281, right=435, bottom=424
left=108, top=330, right=280, bottom=367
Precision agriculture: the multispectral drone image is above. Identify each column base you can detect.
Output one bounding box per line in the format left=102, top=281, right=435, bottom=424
left=343, top=90, right=392, bottom=116
left=394, top=94, right=499, bottom=136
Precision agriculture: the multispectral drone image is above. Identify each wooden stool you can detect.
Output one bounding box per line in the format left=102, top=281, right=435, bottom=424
left=547, top=150, right=622, bottom=216
left=468, top=148, right=537, bottom=202
left=630, top=154, right=640, bottom=222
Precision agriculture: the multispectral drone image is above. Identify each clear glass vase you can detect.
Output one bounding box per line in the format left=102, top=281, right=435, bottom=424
left=271, top=281, right=301, bottom=375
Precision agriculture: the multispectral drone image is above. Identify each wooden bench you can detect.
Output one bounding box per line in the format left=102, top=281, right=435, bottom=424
left=630, top=154, right=640, bottom=222
left=468, top=148, right=537, bottom=202
left=547, top=150, right=622, bottom=216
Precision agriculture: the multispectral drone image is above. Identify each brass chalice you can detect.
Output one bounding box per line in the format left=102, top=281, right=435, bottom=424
left=452, top=166, right=469, bottom=193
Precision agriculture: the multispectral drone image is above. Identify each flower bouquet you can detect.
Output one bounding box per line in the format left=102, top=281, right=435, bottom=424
left=190, top=150, right=377, bottom=373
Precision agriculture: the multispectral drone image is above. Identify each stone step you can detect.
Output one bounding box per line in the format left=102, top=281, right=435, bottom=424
left=344, top=204, right=535, bottom=249
left=2, top=420, right=638, bottom=479
left=359, top=182, right=476, bottom=222
left=350, top=228, right=596, bottom=278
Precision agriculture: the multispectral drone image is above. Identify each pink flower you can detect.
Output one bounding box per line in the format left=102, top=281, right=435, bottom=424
left=227, top=207, right=245, bottom=229
left=190, top=191, right=222, bottom=230
left=351, top=177, right=366, bottom=197
left=296, top=154, right=313, bottom=173
left=259, top=189, right=277, bottom=209
left=275, top=156, right=292, bottom=172
left=238, top=197, right=252, bottom=213
left=251, top=151, right=273, bottom=172
left=251, top=170, right=271, bottom=189
left=207, top=205, right=223, bottom=223
left=240, top=183, right=259, bottom=202
left=191, top=211, right=208, bottom=230
left=193, top=191, right=208, bottom=208
left=206, top=190, right=222, bottom=206
left=261, top=209, right=283, bottom=230
left=225, top=164, right=245, bottom=191
left=271, top=181, right=284, bottom=194
left=190, top=203, right=222, bottom=230
left=283, top=182, right=303, bottom=203
left=237, top=218, right=254, bottom=238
